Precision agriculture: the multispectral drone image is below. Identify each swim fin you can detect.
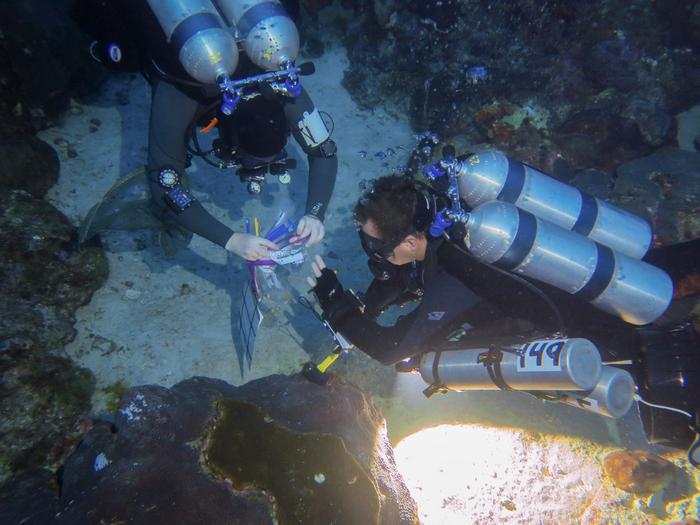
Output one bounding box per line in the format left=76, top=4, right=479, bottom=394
left=78, top=168, right=193, bottom=255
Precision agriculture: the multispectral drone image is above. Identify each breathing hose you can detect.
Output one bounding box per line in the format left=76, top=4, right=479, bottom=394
left=447, top=236, right=568, bottom=337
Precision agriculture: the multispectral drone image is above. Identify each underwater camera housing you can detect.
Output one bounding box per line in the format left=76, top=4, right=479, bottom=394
left=235, top=154, right=297, bottom=195
left=208, top=128, right=298, bottom=195
left=636, top=322, right=700, bottom=465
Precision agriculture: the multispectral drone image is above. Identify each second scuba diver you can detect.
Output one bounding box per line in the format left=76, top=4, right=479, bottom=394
left=76, top=0, right=337, bottom=260
left=306, top=168, right=700, bottom=465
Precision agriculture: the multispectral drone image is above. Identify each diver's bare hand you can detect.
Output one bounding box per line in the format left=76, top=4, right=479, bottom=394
left=226, top=233, right=278, bottom=261
left=291, top=215, right=324, bottom=247
left=306, top=254, right=327, bottom=288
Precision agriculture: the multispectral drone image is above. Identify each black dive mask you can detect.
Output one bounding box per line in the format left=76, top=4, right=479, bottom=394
left=358, top=229, right=404, bottom=263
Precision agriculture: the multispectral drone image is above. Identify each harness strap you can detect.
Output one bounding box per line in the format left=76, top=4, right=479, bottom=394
left=478, top=345, right=513, bottom=391
left=422, top=351, right=448, bottom=398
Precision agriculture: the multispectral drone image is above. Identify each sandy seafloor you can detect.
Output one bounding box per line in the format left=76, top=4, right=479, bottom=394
left=41, top=34, right=699, bottom=525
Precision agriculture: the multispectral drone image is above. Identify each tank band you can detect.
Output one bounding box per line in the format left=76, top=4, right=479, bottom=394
left=573, top=192, right=599, bottom=237
left=238, top=2, right=288, bottom=37
left=432, top=351, right=443, bottom=385
left=574, top=243, right=615, bottom=301
left=171, top=13, right=222, bottom=55
left=497, top=158, right=525, bottom=203
left=494, top=208, right=537, bottom=271
left=479, top=346, right=512, bottom=391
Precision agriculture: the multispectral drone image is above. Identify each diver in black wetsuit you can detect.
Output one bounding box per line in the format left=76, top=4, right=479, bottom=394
left=146, top=63, right=337, bottom=260
left=307, top=174, right=700, bottom=462
left=74, top=0, right=337, bottom=260
left=306, top=174, right=557, bottom=366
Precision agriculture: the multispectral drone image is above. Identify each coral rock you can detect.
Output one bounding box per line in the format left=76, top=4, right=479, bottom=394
left=603, top=450, right=677, bottom=494
left=48, top=375, right=419, bottom=525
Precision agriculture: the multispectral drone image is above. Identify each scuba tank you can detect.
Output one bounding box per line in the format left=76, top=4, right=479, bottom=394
left=146, top=0, right=239, bottom=84
left=464, top=200, right=673, bottom=325
left=455, top=150, right=652, bottom=259
left=552, top=365, right=636, bottom=419
left=419, top=338, right=603, bottom=394
left=213, top=0, right=299, bottom=70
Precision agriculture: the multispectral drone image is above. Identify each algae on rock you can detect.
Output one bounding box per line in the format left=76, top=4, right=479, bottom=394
left=206, top=399, right=381, bottom=525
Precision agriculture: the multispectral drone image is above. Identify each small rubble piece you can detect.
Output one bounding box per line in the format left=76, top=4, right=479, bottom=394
left=603, top=450, right=677, bottom=494
left=124, top=288, right=141, bottom=300
left=93, top=453, right=110, bottom=472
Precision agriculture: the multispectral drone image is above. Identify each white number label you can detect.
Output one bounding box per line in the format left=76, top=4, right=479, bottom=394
left=517, top=339, right=566, bottom=372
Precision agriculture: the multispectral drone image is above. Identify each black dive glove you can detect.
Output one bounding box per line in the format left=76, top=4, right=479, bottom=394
left=312, top=268, right=363, bottom=325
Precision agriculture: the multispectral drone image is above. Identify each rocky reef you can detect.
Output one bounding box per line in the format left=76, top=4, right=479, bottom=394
left=2, top=375, right=418, bottom=525
left=603, top=449, right=679, bottom=495
left=304, top=0, right=700, bottom=243
left=0, top=190, right=108, bottom=484
left=335, top=0, right=700, bottom=165
left=0, top=0, right=109, bottom=500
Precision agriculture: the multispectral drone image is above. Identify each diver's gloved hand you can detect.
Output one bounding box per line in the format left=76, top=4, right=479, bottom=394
left=308, top=255, right=365, bottom=326
left=292, top=215, right=324, bottom=247
left=226, top=233, right=278, bottom=261
left=307, top=255, right=343, bottom=311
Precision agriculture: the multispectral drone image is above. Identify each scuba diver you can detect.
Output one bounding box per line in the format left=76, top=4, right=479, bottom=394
left=307, top=149, right=700, bottom=466
left=73, top=0, right=337, bottom=260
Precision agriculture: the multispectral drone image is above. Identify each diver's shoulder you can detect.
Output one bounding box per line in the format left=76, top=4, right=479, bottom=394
left=435, top=237, right=468, bottom=262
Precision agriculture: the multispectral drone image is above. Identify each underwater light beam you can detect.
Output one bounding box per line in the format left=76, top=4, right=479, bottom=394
left=393, top=423, right=613, bottom=525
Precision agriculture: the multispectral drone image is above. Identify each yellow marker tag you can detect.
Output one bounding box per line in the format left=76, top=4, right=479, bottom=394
left=254, top=218, right=260, bottom=236
left=469, top=155, right=480, bottom=166
left=209, top=50, right=222, bottom=64
left=318, top=353, right=340, bottom=373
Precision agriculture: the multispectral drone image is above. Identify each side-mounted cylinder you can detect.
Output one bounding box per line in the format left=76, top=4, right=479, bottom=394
left=419, top=338, right=603, bottom=392
left=552, top=365, right=636, bottom=418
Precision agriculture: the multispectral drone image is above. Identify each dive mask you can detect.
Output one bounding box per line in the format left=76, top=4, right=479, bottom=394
left=358, top=228, right=403, bottom=262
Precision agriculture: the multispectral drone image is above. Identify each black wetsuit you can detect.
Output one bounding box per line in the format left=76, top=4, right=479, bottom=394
left=146, top=78, right=337, bottom=247
left=333, top=236, right=640, bottom=365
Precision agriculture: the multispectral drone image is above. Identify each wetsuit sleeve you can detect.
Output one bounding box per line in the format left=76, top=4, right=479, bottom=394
left=362, top=277, right=408, bottom=320
left=335, top=271, right=481, bottom=365
left=147, top=80, right=234, bottom=248
left=284, top=86, right=337, bottom=221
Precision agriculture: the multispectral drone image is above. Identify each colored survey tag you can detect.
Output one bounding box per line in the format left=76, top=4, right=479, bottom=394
left=269, top=246, right=304, bottom=265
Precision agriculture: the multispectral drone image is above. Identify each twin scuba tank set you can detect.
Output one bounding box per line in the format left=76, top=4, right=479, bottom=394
left=145, top=0, right=323, bottom=194
left=405, top=148, right=697, bottom=465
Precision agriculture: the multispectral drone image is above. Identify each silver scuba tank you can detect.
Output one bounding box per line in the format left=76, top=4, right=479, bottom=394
left=465, top=200, right=673, bottom=325
left=213, top=0, right=299, bottom=70
left=146, top=0, right=239, bottom=84
left=456, top=149, right=652, bottom=259
left=419, top=338, right=603, bottom=392
left=552, top=365, right=636, bottom=418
